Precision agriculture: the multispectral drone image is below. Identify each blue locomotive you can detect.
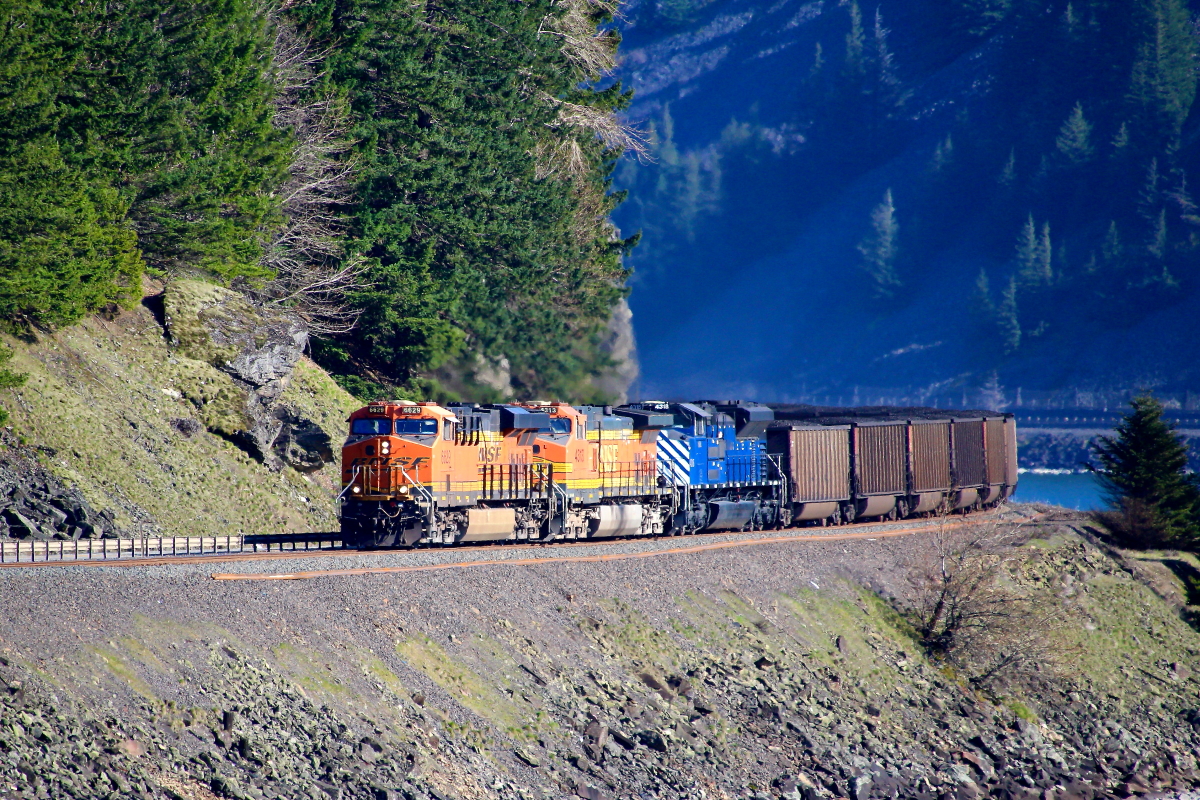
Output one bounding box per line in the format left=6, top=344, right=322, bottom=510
left=614, top=401, right=784, bottom=531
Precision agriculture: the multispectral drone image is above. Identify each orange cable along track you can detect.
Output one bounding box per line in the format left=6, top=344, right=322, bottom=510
left=209, top=516, right=1000, bottom=581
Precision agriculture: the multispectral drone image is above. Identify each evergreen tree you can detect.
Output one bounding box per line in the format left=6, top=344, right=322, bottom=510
left=932, top=135, right=954, bottom=172
left=1015, top=215, right=1041, bottom=286
left=1090, top=394, right=1200, bottom=549
left=0, top=141, right=141, bottom=327
left=298, top=0, right=637, bottom=399
left=857, top=188, right=901, bottom=299
left=974, top=268, right=994, bottom=316
left=998, top=149, right=1016, bottom=185
left=844, top=2, right=865, bottom=78
left=1101, top=220, right=1124, bottom=268
left=1147, top=207, right=1168, bottom=260
left=1127, top=0, right=1197, bottom=143
left=1055, top=102, right=1094, bottom=164
left=809, top=42, right=825, bottom=82
left=1111, top=122, right=1130, bottom=154
left=1037, top=222, right=1052, bottom=284
left=998, top=276, right=1020, bottom=353
left=952, top=0, right=1011, bottom=38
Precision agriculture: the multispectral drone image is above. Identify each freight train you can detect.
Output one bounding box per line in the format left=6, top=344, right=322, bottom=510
left=337, top=399, right=1017, bottom=548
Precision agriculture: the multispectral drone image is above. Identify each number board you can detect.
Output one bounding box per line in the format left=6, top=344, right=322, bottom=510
left=400, top=406, right=423, bottom=415
left=367, top=405, right=387, bottom=415
left=535, top=406, right=556, bottom=413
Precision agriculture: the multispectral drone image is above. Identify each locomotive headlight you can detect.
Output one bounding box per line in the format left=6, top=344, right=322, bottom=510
left=352, top=486, right=361, bottom=494
left=398, top=485, right=410, bottom=496
left=381, top=440, right=391, bottom=455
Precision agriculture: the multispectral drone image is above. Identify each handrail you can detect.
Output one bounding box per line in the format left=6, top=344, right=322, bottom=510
left=335, top=465, right=362, bottom=501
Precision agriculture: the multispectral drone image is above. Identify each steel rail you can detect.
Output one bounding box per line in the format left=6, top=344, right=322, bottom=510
left=0, top=507, right=1037, bottom=573
left=209, top=521, right=984, bottom=582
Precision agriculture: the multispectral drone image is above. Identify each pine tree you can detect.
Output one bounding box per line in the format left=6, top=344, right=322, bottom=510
left=1127, top=0, right=1197, bottom=141
left=1147, top=207, right=1168, bottom=260
left=998, top=276, right=1020, bottom=353
left=998, top=149, right=1016, bottom=185
left=1090, top=394, right=1200, bottom=549
left=1015, top=215, right=1041, bottom=286
left=1037, top=222, right=1052, bottom=283
left=952, top=0, right=1011, bottom=38
left=873, top=8, right=900, bottom=101
left=1101, top=220, right=1124, bottom=268
left=932, top=135, right=954, bottom=172
left=974, top=268, right=994, bottom=316
left=0, top=140, right=141, bottom=328
left=844, top=2, right=865, bottom=77
left=809, top=42, right=825, bottom=81
left=1111, top=122, right=1130, bottom=154
left=857, top=188, right=901, bottom=299
left=1055, top=102, right=1094, bottom=164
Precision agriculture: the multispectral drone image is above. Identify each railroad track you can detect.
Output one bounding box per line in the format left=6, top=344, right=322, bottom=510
left=0, top=506, right=1049, bottom=579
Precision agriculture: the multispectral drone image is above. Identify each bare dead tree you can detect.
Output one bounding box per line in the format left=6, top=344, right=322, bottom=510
left=255, top=9, right=367, bottom=335
left=533, top=0, right=650, bottom=180
left=907, top=514, right=1070, bottom=690
left=538, top=0, right=623, bottom=78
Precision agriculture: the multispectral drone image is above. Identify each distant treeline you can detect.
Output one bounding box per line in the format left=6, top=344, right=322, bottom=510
left=0, top=0, right=638, bottom=401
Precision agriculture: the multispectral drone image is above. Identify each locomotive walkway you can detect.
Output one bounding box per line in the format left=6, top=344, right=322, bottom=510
left=0, top=506, right=1048, bottom=579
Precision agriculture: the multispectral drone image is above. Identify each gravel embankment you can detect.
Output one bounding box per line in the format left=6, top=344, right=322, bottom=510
left=0, top=506, right=1197, bottom=800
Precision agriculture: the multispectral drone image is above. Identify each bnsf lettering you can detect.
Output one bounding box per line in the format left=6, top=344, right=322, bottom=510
left=477, top=445, right=503, bottom=463
left=350, top=456, right=428, bottom=469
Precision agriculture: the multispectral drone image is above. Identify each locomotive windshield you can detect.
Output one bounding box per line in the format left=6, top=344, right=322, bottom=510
left=351, top=418, right=392, bottom=435
left=395, top=419, right=438, bottom=435
left=549, top=418, right=571, bottom=434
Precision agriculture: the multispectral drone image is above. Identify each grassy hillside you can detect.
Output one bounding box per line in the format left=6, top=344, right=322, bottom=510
left=1, top=284, right=358, bottom=538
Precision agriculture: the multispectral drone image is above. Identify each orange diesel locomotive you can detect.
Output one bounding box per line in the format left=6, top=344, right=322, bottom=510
left=339, top=401, right=672, bottom=548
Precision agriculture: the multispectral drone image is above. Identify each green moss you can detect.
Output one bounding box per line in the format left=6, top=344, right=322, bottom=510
left=88, top=646, right=157, bottom=700
left=162, top=280, right=257, bottom=366
left=1004, top=699, right=1037, bottom=721
left=396, top=637, right=522, bottom=728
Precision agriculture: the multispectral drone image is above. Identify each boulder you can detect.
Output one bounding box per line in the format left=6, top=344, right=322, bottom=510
left=271, top=408, right=334, bottom=472
left=161, top=281, right=337, bottom=470
left=163, top=280, right=307, bottom=395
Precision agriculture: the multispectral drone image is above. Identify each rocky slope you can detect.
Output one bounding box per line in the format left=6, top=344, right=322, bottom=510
left=0, top=514, right=1197, bottom=800
left=0, top=280, right=358, bottom=540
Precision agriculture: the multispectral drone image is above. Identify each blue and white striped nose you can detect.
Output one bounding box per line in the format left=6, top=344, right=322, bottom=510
left=656, top=432, right=692, bottom=485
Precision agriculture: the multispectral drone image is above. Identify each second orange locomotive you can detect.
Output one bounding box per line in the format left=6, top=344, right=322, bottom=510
left=339, top=401, right=670, bottom=547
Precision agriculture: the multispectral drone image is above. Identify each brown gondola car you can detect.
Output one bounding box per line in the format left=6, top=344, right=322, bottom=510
left=767, top=406, right=1017, bottom=525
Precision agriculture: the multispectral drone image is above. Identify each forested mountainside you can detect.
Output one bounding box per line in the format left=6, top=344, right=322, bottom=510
left=0, top=0, right=637, bottom=406
left=613, top=0, right=1200, bottom=402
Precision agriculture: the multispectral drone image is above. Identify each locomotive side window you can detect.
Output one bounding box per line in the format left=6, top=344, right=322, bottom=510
left=443, top=419, right=454, bottom=440
left=351, top=418, right=392, bottom=435
left=549, top=418, right=571, bottom=435
left=395, top=419, right=439, bottom=435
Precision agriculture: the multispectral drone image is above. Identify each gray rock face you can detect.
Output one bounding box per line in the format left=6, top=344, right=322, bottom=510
left=160, top=281, right=332, bottom=471
left=0, top=433, right=122, bottom=540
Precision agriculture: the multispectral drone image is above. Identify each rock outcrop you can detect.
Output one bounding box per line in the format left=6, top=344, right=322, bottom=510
left=0, top=432, right=123, bottom=540
left=161, top=280, right=333, bottom=471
